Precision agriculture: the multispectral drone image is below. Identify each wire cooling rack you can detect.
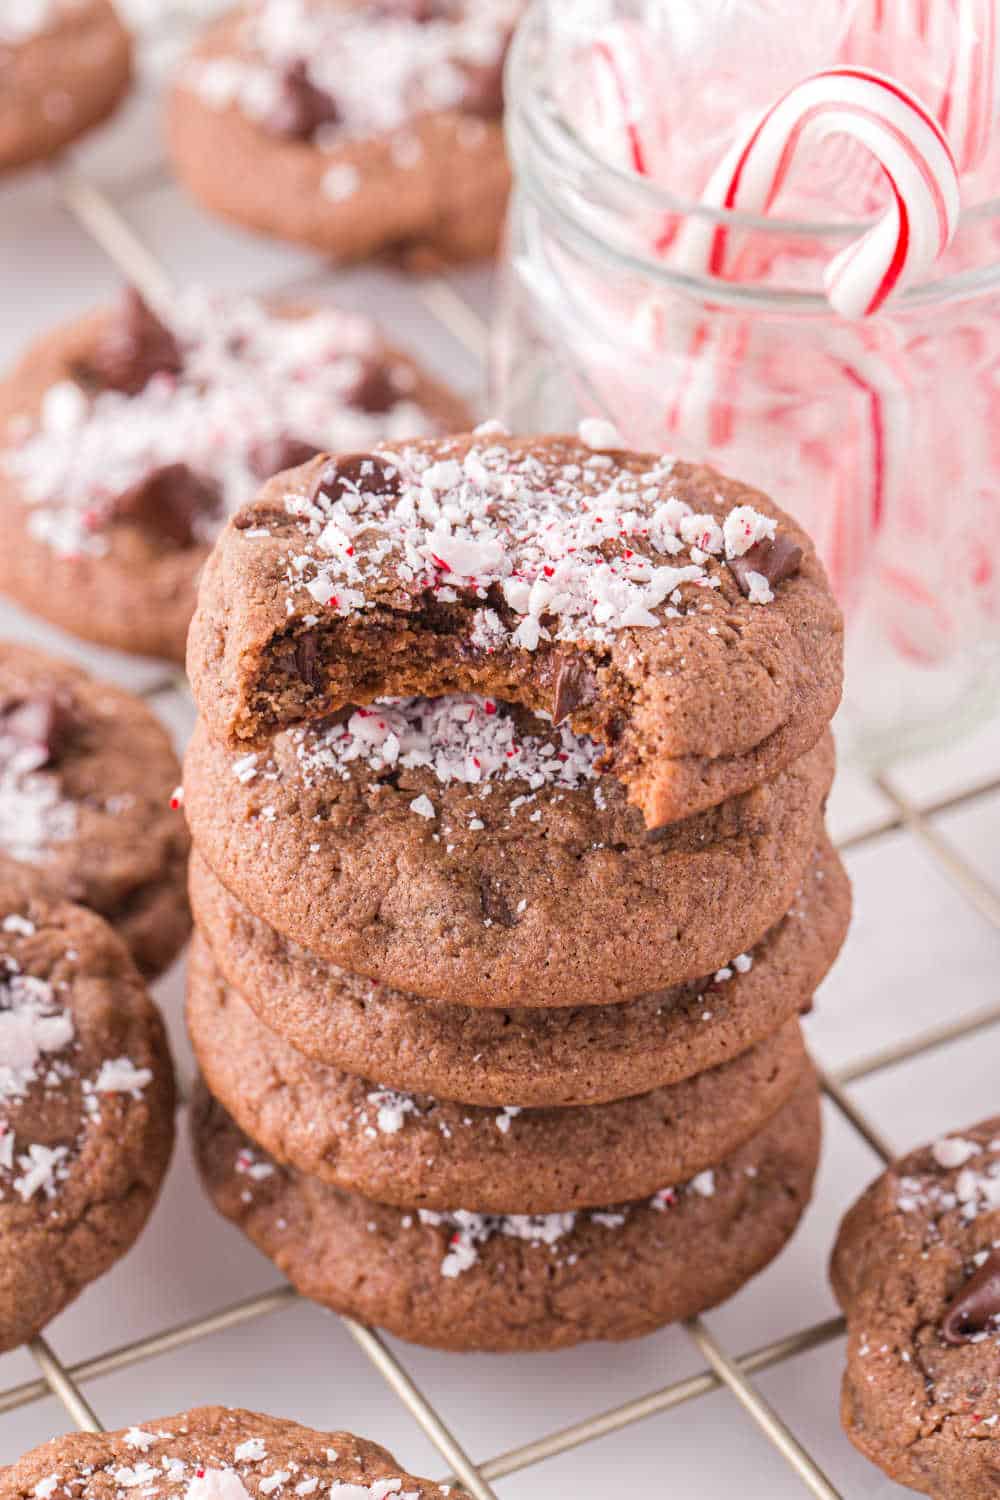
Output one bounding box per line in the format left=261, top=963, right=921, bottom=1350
left=3, top=27, right=1000, bottom=1493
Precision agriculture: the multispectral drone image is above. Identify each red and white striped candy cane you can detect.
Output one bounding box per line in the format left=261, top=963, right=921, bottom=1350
left=671, top=66, right=961, bottom=319
left=585, top=22, right=658, bottom=178
left=939, top=0, right=1000, bottom=173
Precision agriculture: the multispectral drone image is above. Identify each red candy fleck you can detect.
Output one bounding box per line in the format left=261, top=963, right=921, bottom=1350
left=484, top=701, right=497, bottom=715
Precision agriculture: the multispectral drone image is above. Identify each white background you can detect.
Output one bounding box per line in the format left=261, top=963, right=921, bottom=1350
left=1, top=9, right=999, bottom=1495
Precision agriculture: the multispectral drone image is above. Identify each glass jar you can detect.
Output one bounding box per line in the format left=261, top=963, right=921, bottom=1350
left=492, top=2, right=1000, bottom=767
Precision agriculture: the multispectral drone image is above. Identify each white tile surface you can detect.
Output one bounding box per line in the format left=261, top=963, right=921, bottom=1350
left=1, top=9, right=999, bottom=1498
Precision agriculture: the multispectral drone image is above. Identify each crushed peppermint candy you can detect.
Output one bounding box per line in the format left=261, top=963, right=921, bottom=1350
left=414, top=1164, right=730, bottom=1277
left=0, top=729, right=76, bottom=864
left=292, top=695, right=600, bottom=805
left=366, top=1088, right=418, bottom=1136
left=896, top=1138, right=1000, bottom=1222
left=3, top=290, right=443, bottom=559
left=276, top=433, right=787, bottom=643
left=0, top=936, right=154, bottom=1205
left=183, top=0, right=520, bottom=140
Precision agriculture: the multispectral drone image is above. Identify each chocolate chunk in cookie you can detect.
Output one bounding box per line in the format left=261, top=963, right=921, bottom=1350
left=264, top=60, right=340, bottom=141
left=0, top=690, right=78, bottom=767
left=188, top=430, right=843, bottom=828
left=0, top=292, right=471, bottom=662
left=247, top=434, right=321, bottom=482
left=832, top=1120, right=1000, bottom=1500
left=110, top=462, right=222, bottom=548
left=0, top=643, right=190, bottom=978
left=77, top=286, right=183, bottom=397
left=726, top=534, right=804, bottom=601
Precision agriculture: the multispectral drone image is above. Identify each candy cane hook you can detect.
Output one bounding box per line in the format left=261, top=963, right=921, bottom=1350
left=672, top=66, right=961, bottom=318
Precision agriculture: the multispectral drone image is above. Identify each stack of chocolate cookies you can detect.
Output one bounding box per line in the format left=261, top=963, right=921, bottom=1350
left=182, top=425, right=849, bottom=1352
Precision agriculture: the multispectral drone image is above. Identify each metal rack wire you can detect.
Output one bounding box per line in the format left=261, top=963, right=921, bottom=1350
left=4, top=127, right=1000, bottom=1498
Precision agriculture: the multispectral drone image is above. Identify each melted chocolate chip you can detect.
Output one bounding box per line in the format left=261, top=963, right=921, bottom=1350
left=311, top=454, right=400, bottom=504
left=460, top=53, right=507, bottom=118
left=479, top=874, right=516, bottom=928
left=265, top=60, right=341, bottom=141
left=942, top=1251, right=1000, bottom=1345
left=726, top=535, right=803, bottom=597
left=295, top=632, right=322, bottom=689
left=0, top=691, right=78, bottom=766
left=551, top=655, right=597, bottom=726
left=111, top=463, right=222, bottom=548
left=345, top=358, right=403, bottom=415
left=248, top=435, right=321, bottom=482
left=77, top=287, right=183, bottom=397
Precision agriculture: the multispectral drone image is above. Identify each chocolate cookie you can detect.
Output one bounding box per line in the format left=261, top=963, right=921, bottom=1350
left=0, top=642, right=190, bottom=978
left=194, top=1068, right=820, bottom=1352
left=0, top=289, right=470, bottom=662
left=0, top=1, right=131, bottom=174
left=0, top=1406, right=462, bottom=1500
left=0, top=875, right=175, bottom=1352
left=187, top=430, right=843, bottom=829
left=190, top=833, right=849, bottom=1105
left=188, top=934, right=810, bottom=1212
left=831, top=1120, right=1000, bottom=1500
left=167, top=1, right=519, bottom=267
left=183, top=694, right=834, bottom=1006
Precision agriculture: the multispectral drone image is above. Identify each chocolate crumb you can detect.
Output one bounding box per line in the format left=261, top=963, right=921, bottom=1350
left=0, top=690, right=79, bottom=766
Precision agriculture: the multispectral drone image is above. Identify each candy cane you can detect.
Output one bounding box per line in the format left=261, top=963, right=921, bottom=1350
left=585, top=23, right=657, bottom=178
left=939, top=0, right=1000, bottom=173
left=671, top=67, right=961, bottom=319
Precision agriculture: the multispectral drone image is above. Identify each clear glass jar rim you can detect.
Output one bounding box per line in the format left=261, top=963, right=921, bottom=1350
left=507, top=2, right=1000, bottom=309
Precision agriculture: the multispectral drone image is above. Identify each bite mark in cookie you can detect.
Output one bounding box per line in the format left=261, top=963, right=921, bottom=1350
left=183, top=696, right=835, bottom=1006
left=187, top=429, right=843, bottom=827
